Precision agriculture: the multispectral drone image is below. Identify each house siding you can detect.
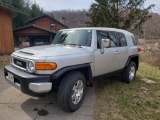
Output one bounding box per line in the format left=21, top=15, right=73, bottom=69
left=28, top=16, right=65, bottom=32
left=0, top=10, right=14, bottom=54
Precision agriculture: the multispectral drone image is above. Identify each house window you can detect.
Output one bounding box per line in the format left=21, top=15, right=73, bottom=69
left=51, top=24, right=56, bottom=27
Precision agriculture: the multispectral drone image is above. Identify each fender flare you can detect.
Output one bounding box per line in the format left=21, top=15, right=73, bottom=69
left=51, top=63, right=93, bottom=86
left=125, top=54, right=139, bottom=69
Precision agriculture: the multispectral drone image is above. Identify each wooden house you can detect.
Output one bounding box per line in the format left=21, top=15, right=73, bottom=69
left=0, top=2, right=25, bottom=55
left=13, top=14, right=67, bottom=47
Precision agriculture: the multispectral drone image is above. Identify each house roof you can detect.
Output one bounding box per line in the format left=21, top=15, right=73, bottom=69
left=26, top=14, right=67, bottom=27
left=13, top=25, right=57, bottom=34
left=0, top=2, right=26, bottom=14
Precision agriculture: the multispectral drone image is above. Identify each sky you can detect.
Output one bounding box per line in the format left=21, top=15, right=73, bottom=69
left=29, top=0, right=160, bottom=11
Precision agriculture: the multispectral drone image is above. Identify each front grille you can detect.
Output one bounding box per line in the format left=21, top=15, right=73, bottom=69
left=13, top=58, right=27, bottom=69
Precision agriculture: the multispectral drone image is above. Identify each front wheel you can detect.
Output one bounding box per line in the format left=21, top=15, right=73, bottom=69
left=58, top=71, right=86, bottom=112
left=121, top=62, right=137, bottom=83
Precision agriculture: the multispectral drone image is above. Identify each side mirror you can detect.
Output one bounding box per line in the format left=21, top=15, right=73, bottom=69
left=100, top=39, right=110, bottom=54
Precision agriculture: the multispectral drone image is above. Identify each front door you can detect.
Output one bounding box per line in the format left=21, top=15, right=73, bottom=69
left=94, top=31, right=120, bottom=76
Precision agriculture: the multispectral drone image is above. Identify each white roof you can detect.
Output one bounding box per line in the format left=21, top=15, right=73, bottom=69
left=61, top=27, right=133, bottom=36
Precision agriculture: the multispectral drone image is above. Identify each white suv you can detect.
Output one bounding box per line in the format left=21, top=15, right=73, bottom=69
left=4, top=27, right=139, bottom=112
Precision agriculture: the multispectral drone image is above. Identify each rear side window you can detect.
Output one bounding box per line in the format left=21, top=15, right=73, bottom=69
left=131, top=36, right=137, bottom=45
left=109, top=32, right=117, bottom=47
left=116, top=32, right=127, bottom=47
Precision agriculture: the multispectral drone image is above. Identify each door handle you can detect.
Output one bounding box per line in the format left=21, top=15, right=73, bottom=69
left=115, top=51, right=120, bottom=55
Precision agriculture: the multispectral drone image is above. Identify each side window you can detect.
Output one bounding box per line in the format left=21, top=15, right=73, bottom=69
left=97, top=31, right=108, bottom=48
left=131, top=36, right=137, bottom=45
left=108, top=32, right=117, bottom=47
left=117, top=32, right=127, bottom=47
left=97, top=31, right=117, bottom=48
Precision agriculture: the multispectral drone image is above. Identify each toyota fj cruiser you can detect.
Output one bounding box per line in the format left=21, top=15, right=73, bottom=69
left=4, top=28, right=139, bottom=112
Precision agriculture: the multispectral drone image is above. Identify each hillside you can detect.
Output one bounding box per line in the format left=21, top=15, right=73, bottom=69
left=48, top=10, right=90, bottom=28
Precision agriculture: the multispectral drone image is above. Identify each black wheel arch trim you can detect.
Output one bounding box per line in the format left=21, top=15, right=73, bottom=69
left=51, top=63, right=93, bottom=87
left=125, top=54, right=139, bottom=69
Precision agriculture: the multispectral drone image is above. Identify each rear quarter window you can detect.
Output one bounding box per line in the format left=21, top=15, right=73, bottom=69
left=131, top=36, right=137, bottom=45
left=116, top=32, right=127, bottom=47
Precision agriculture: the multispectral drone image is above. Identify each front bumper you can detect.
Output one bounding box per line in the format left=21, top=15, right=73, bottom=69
left=4, top=65, right=52, bottom=95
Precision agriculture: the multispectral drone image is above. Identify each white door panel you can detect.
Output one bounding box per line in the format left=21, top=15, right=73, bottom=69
left=94, top=48, right=120, bottom=76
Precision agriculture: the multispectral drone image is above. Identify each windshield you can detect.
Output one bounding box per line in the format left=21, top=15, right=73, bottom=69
left=53, top=30, right=92, bottom=47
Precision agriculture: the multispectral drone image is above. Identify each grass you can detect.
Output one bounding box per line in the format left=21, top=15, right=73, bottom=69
left=94, top=62, right=160, bottom=120
left=137, top=63, right=160, bottom=81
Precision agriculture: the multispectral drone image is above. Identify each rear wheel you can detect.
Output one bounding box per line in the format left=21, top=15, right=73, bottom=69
left=58, top=71, right=86, bottom=112
left=122, top=61, right=137, bottom=83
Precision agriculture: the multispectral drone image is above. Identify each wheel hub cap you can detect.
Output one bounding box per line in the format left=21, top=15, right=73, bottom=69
left=72, top=80, right=84, bottom=105
left=129, top=66, right=135, bottom=80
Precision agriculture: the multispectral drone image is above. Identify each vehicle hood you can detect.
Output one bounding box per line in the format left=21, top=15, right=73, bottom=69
left=14, top=45, right=93, bottom=57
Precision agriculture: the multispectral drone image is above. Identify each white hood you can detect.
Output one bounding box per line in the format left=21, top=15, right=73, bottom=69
left=14, top=45, right=92, bottom=57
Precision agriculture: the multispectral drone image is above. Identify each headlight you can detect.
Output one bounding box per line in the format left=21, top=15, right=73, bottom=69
left=27, top=61, right=35, bottom=73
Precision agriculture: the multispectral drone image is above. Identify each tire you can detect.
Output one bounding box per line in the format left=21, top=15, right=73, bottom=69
left=58, top=71, right=86, bottom=112
left=121, top=61, right=137, bottom=83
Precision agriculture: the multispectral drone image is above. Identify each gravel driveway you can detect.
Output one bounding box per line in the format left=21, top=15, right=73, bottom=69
left=0, top=67, right=94, bottom=120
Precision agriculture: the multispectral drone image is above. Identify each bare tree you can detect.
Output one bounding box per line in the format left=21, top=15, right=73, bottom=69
left=47, top=10, right=90, bottom=28
left=138, top=12, right=160, bottom=68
